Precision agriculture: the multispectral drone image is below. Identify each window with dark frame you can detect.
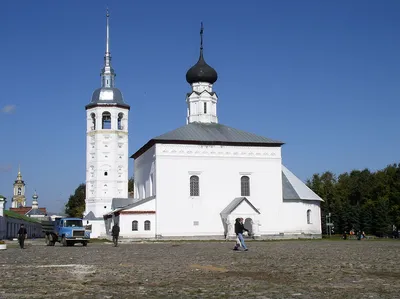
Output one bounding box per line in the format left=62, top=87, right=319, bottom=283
left=118, top=112, right=123, bottom=130
left=241, top=176, right=250, bottom=196
left=144, top=220, right=151, bottom=231
left=190, top=175, right=200, bottom=196
left=132, top=220, right=138, bottom=231
left=91, top=113, right=96, bottom=130
left=307, top=210, right=312, bottom=224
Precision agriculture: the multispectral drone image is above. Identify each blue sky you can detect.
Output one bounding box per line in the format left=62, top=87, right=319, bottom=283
left=1, top=0, right=399, bottom=212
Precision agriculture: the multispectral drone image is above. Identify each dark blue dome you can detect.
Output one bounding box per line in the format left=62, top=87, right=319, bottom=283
left=186, top=51, right=218, bottom=85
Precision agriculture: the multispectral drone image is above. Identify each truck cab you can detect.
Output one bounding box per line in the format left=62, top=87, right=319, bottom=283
left=56, top=218, right=90, bottom=246
left=44, top=217, right=91, bottom=246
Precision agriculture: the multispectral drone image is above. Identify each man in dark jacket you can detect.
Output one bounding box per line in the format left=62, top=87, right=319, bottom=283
left=111, top=223, right=120, bottom=247
left=233, top=218, right=249, bottom=251
left=17, top=224, right=27, bottom=249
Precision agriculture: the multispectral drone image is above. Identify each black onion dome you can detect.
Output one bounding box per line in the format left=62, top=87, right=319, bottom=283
left=186, top=50, right=218, bottom=85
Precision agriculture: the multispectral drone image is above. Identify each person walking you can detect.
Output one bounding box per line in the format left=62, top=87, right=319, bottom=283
left=17, top=224, right=27, bottom=249
left=111, top=223, right=120, bottom=247
left=233, top=218, right=249, bottom=251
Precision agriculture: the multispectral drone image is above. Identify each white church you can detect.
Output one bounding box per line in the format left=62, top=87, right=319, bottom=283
left=84, top=12, right=323, bottom=240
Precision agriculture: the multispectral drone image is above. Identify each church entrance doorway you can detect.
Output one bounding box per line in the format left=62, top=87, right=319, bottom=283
left=244, top=218, right=253, bottom=235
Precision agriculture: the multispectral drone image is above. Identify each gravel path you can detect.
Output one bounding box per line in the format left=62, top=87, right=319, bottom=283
left=1, top=239, right=399, bottom=298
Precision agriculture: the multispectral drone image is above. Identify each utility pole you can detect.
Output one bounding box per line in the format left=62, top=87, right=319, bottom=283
left=326, top=213, right=333, bottom=237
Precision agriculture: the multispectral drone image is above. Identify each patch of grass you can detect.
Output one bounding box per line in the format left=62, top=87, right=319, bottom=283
left=4, top=210, right=40, bottom=223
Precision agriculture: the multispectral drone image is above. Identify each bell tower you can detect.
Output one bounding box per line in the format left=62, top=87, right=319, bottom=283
left=84, top=9, right=130, bottom=218
left=12, top=166, right=26, bottom=208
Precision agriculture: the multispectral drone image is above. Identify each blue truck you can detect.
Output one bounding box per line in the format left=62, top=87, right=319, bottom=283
left=43, top=217, right=90, bottom=246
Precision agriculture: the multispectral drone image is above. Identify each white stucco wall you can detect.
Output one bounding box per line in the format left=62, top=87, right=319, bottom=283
left=116, top=198, right=156, bottom=238
left=282, top=200, right=321, bottom=235
left=153, top=143, right=284, bottom=237
left=129, top=142, right=322, bottom=239
left=0, top=198, right=4, bottom=217
left=85, top=219, right=107, bottom=239
left=118, top=214, right=155, bottom=238
left=85, top=106, right=129, bottom=217
left=134, top=145, right=156, bottom=200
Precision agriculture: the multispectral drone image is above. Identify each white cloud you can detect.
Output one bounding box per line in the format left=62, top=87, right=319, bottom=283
left=1, top=105, right=16, bottom=114
left=0, top=164, right=12, bottom=172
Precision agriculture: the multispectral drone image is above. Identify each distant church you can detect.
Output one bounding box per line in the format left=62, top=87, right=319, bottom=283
left=9, top=168, right=47, bottom=218
left=84, top=12, right=323, bottom=239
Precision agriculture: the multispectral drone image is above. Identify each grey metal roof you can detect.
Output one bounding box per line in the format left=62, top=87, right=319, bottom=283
left=84, top=211, right=103, bottom=220
left=106, top=196, right=155, bottom=215
left=132, top=123, right=284, bottom=159
left=111, top=197, right=135, bottom=210
left=25, top=208, right=46, bottom=216
left=86, top=87, right=130, bottom=110
left=220, top=197, right=260, bottom=218
left=282, top=165, right=323, bottom=201
left=155, top=123, right=283, bottom=144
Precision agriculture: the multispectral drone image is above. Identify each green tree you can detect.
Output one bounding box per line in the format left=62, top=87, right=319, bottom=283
left=65, top=184, right=86, bottom=217
left=307, top=172, right=337, bottom=234
left=361, top=200, right=374, bottom=234
left=307, top=162, right=400, bottom=236
left=374, top=196, right=391, bottom=237
left=128, top=176, right=134, bottom=193
left=390, top=204, right=400, bottom=231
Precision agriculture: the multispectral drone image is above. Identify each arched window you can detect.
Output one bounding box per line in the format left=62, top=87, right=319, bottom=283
left=17, top=187, right=21, bottom=195
left=144, top=220, right=151, bottom=231
left=190, top=175, right=199, bottom=196
left=307, top=210, right=312, bottom=224
left=132, top=220, right=138, bottom=231
left=91, top=113, right=96, bottom=130
left=204, top=102, right=207, bottom=114
left=102, top=112, right=111, bottom=129
left=118, top=112, right=123, bottom=130
left=241, top=176, right=250, bottom=196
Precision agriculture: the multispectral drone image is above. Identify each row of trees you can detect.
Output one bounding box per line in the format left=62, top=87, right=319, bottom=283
left=307, top=163, right=400, bottom=236
left=65, top=177, right=134, bottom=217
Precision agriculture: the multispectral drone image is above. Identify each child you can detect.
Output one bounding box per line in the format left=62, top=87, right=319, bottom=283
left=233, top=218, right=249, bottom=251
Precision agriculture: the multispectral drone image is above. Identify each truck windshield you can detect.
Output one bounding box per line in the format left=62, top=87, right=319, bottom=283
left=65, top=220, right=83, bottom=227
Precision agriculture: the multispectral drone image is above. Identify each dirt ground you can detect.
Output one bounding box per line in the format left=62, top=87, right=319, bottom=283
left=0, top=239, right=400, bottom=299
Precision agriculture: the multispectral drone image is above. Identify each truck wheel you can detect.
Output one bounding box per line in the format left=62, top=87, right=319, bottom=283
left=82, top=241, right=88, bottom=247
left=62, top=236, right=67, bottom=247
